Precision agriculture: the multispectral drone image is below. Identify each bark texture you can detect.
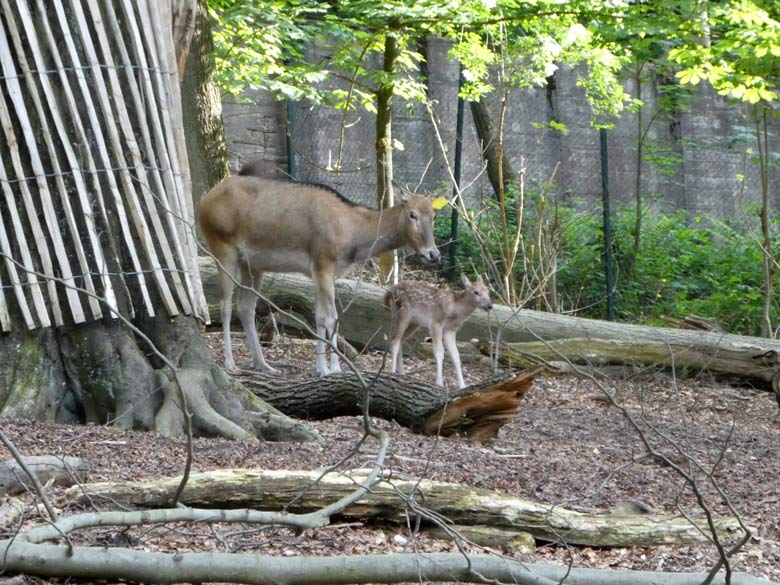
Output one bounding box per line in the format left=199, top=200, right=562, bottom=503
left=235, top=368, right=539, bottom=442
left=181, top=0, right=229, bottom=207
left=0, top=456, right=88, bottom=497
left=470, top=96, right=517, bottom=198
left=0, top=314, right=318, bottom=442
left=2, top=543, right=772, bottom=585
left=65, top=469, right=744, bottom=547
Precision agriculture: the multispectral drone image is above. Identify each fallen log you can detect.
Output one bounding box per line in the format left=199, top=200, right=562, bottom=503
left=235, top=368, right=540, bottom=443
left=64, top=468, right=744, bottom=547
left=0, top=456, right=89, bottom=497
left=199, top=256, right=780, bottom=390
left=427, top=524, right=536, bottom=554
left=483, top=338, right=780, bottom=390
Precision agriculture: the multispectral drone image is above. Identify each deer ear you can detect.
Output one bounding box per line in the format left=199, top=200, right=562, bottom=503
left=476, top=274, right=484, bottom=284
left=460, top=273, right=471, bottom=288
left=393, top=183, right=413, bottom=203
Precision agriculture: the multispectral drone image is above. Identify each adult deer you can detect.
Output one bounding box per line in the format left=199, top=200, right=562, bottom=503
left=384, top=275, right=493, bottom=389
left=199, top=166, right=441, bottom=375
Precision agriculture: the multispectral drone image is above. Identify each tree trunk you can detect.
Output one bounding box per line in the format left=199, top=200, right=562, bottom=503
left=198, top=257, right=780, bottom=392
left=3, top=544, right=772, bottom=585
left=181, top=0, right=229, bottom=207
left=376, top=34, right=399, bottom=284
left=470, top=96, right=516, bottom=199
left=64, top=468, right=743, bottom=547
left=491, top=338, right=780, bottom=390
left=235, top=368, right=539, bottom=442
left=0, top=1, right=315, bottom=443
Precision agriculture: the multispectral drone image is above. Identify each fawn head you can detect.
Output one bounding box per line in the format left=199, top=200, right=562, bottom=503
left=461, top=274, right=493, bottom=311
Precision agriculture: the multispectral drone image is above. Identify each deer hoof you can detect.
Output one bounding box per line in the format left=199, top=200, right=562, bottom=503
left=256, top=363, right=279, bottom=374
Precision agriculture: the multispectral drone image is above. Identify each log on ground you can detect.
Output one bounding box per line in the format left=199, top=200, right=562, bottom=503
left=64, top=468, right=746, bottom=547
left=199, top=256, right=780, bottom=392
left=484, top=338, right=780, bottom=391
left=234, top=368, right=540, bottom=443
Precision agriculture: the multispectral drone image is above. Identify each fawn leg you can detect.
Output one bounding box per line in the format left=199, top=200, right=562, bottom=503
left=389, top=313, right=411, bottom=375
left=431, top=323, right=445, bottom=386
left=443, top=330, right=465, bottom=389
left=397, top=324, right=418, bottom=375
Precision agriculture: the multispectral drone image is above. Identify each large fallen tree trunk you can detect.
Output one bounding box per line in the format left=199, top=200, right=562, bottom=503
left=198, top=257, right=780, bottom=391
left=2, top=543, right=772, bottom=585
left=488, top=338, right=780, bottom=389
left=234, top=369, right=540, bottom=442
left=65, top=468, right=744, bottom=547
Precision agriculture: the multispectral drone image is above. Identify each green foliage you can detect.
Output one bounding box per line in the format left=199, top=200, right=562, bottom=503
left=668, top=1, right=780, bottom=105
left=556, top=207, right=779, bottom=335
left=209, top=0, right=638, bottom=125
left=444, top=203, right=778, bottom=335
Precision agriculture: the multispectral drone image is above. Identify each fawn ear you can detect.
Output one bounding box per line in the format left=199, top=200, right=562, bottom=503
left=460, top=273, right=471, bottom=288
left=475, top=274, right=484, bottom=284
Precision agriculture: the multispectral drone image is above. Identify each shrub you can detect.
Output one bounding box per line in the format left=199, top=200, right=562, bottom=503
left=442, top=202, right=779, bottom=336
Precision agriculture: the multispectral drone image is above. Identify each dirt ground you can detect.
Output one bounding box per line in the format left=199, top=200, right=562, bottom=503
left=1, top=331, right=779, bottom=584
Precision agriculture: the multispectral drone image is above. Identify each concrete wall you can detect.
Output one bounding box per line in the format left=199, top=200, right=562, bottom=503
left=221, top=38, right=779, bottom=218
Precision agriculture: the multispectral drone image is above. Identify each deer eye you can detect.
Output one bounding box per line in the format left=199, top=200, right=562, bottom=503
left=409, top=211, right=418, bottom=220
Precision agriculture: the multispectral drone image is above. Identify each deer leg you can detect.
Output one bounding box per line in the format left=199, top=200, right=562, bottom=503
left=218, top=251, right=239, bottom=373
left=443, top=330, right=465, bottom=389
left=313, top=269, right=339, bottom=376
left=389, top=313, right=411, bottom=376
left=396, top=323, right=418, bottom=376
left=236, top=269, right=277, bottom=374
left=431, top=323, right=445, bottom=386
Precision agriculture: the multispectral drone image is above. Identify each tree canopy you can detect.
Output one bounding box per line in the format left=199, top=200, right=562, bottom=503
left=208, top=0, right=780, bottom=125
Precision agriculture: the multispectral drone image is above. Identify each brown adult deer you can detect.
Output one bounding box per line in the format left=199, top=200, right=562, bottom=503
left=384, top=275, right=493, bottom=389
left=199, top=166, right=441, bottom=376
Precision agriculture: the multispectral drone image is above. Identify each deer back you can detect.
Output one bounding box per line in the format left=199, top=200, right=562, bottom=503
left=199, top=175, right=440, bottom=275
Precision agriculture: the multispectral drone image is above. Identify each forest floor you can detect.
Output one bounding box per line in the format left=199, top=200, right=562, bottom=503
left=1, top=330, right=779, bottom=584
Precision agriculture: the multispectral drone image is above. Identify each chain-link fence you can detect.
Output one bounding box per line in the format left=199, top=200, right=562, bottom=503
left=222, top=38, right=780, bottom=334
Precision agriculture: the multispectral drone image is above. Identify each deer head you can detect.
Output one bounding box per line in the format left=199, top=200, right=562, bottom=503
left=461, top=274, right=493, bottom=311
left=397, top=187, right=440, bottom=264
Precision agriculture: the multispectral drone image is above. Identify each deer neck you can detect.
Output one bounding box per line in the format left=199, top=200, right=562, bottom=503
left=352, top=204, right=405, bottom=260
left=451, top=290, right=478, bottom=320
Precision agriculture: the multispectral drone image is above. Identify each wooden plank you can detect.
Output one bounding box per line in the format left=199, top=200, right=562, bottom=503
left=0, top=178, right=36, bottom=330
left=0, top=78, right=60, bottom=326
left=77, top=0, right=193, bottom=316
left=10, top=0, right=118, bottom=321
left=52, top=0, right=178, bottom=318
left=42, top=0, right=158, bottom=317
left=115, top=0, right=200, bottom=317
left=0, top=171, right=48, bottom=329
left=0, top=269, right=11, bottom=332
left=0, top=1, right=89, bottom=323
left=136, top=0, right=202, bottom=315
left=147, top=0, right=210, bottom=323
left=29, top=0, right=141, bottom=319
